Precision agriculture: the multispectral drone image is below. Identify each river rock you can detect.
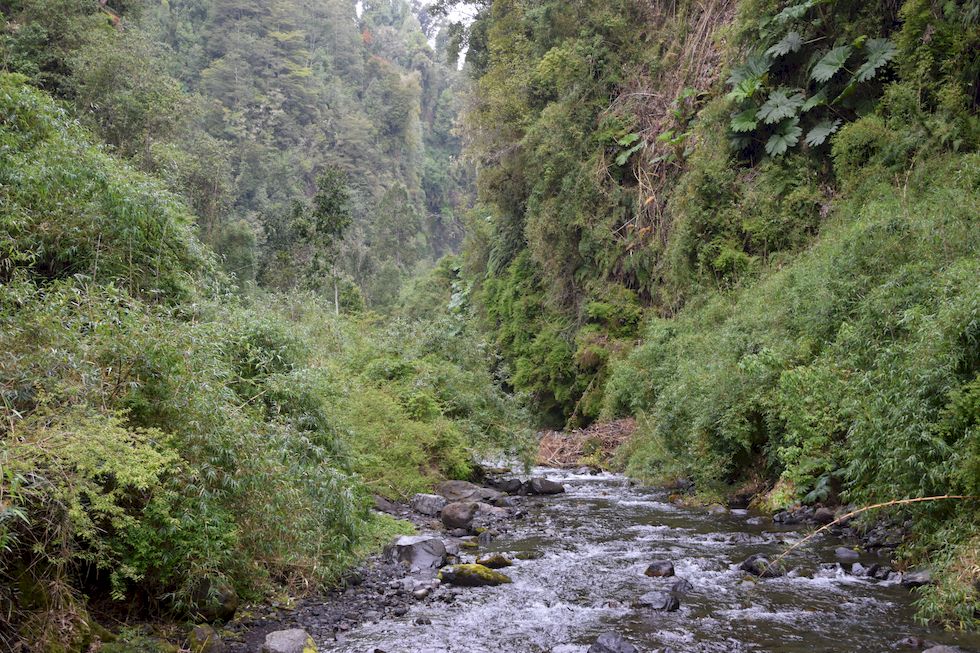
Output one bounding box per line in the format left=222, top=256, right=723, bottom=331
left=528, top=477, right=566, bottom=495
left=189, top=625, right=225, bottom=653
left=739, top=554, right=784, bottom=578
left=588, top=632, right=638, bottom=653
left=476, top=553, right=513, bottom=569
left=473, top=502, right=508, bottom=523
left=436, top=480, right=503, bottom=503
left=410, top=493, right=447, bottom=517
left=386, top=535, right=446, bottom=570
left=637, top=590, right=680, bottom=611
left=441, top=501, right=479, bottom=529
left=835, top=546, right=860, bottom=561
left=901, top=569, right=933, bottom=588
left=190, top=579, right=238, bottom=623
left=491, top=478, right=525, bottom=494
left=438, top=563, right=512, bottom=587
left=261, top=629, right=316, bottom=653
left=670, top=577, right=694, bottom=594
left=814, top=507, right=836, bottom=524
left=644, top=560, right=675, bottom=577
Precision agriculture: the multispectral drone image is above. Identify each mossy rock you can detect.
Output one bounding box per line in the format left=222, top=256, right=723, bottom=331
left=475, top=553, right=513, bottom=569
left=438, top=564, right=512, bottom=587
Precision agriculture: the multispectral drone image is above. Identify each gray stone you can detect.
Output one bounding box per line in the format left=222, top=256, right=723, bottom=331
left=386, top=535, right=447, bottom=570
left=528, top=477, right=566, bottom=495
left=261, top=629, right=316, bottom=653
left=637, top=590, right=680, bottom=611
left=410, top=493, right=447, bottom=517
left=739, top=554, right=784, bottom=578
left=441, top=501, right=479, bottom=529
left=670, top=577, right=694, bottom=594
left=588, top=632, right=638, bottom=653
left=901, top=569, right=933, bottom=588
left=835, top=546, right=860, bottom=561
left=189, top=625, right=225, bottom=653
left=814, top=507, right=836, bottom=524
left=435, top=480, right=503, bottom=503
left=644, top=560, right=675, bottom=577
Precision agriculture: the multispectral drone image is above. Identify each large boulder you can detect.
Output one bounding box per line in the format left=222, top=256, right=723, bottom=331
left=491, top=478, right=525, bottom=494
left=261, top=629, right=316, bottom=653
left=436, top=480, right=503, bottom=503
left=588, top=632, right=638, bottom=653
left=637, top=590, right=680, bottom=611
left=438, top=564, right=512, bottom=587
left=190, top=579, right=238, bottom=623
left=441, top=501, right=479, bottom=529
left=386, top=535, right=447, bottom=570
left=410, top=493, right=448, bottom=517
left=644, top=561, right=675, bottom=578
left=528, top=477, right=566, bottom=495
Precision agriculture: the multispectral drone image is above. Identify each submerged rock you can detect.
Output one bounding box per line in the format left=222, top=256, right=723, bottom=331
left=528, top=477, right=566, bottom=495
left=441, top=501, right=479, bottom=529
left=476, top=553, right=513, bottom=569
left=637, top=590, right=680, bottom=611
left=386, top=535, right=447, bottom=570
left=588, top=632, right=638, bottom=653
left=438, top=563, right=512, bottom=587
left=644, top=560, right=675, bottom=577
left=261, top=629, right=316, bottom=653
left=410, top=493, right=447, bottom=517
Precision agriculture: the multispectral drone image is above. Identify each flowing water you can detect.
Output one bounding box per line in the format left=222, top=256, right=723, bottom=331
left=332, top=469, right=980, bottom=652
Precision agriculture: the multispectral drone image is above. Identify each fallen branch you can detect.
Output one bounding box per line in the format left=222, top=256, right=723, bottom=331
left=765, top=494, right=979, bottom=575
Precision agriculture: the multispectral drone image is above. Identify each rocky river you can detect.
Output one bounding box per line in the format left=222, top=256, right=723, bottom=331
left=240, top=468, right=980, bottom=653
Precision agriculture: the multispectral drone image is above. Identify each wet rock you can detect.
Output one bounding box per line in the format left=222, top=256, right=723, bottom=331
left=190, top=579, right=238, bottom=623
left=588, top=632, right=638, bottom=653
left=637, top=590, right=680, bottom=611
left=386, top=535, right=447, bottom=570
left=835, top=546, right=861, bottom=561
left=773, top=510, right=801, bottom=525
left=438, top=563, right=512, bottom=587
left=528, top=477, right=566, bottom=495
left=851, top=562, right=868, bottom=577
left=441, top=501, right=479, bottom=529
left=261, top=629, right=316, bottom=653
left=871, top=565, right=893, bottom=581
left=410, top=493, right=447, bottom=517
left=491, top=478, right=525, bottom=494
left=473, top=502, right=508, bottom=524
left=739, top=554, right=784, bottom=578
left=814, top=507, right=836, bottom=524
left=901, top=569, right=933, bottom=588
left=670, top=577, right=694, bottom=594
left=436, top=480, right=503, bottom=504
left=188, top=625, right=225, bottom=653
left=644, top=561, right=675, bottom=577
left=476, top=553, right=513, bottom=569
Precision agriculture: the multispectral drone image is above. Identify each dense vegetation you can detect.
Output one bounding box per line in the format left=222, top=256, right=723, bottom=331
left=0, top=2, right=529, bottom=649
left=2, top=0, right=979, bottom=646
left=448, top=0, right=980, bottom=628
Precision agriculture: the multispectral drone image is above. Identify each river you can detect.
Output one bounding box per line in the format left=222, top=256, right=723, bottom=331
left=329, top=468, right=979, bottom=652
